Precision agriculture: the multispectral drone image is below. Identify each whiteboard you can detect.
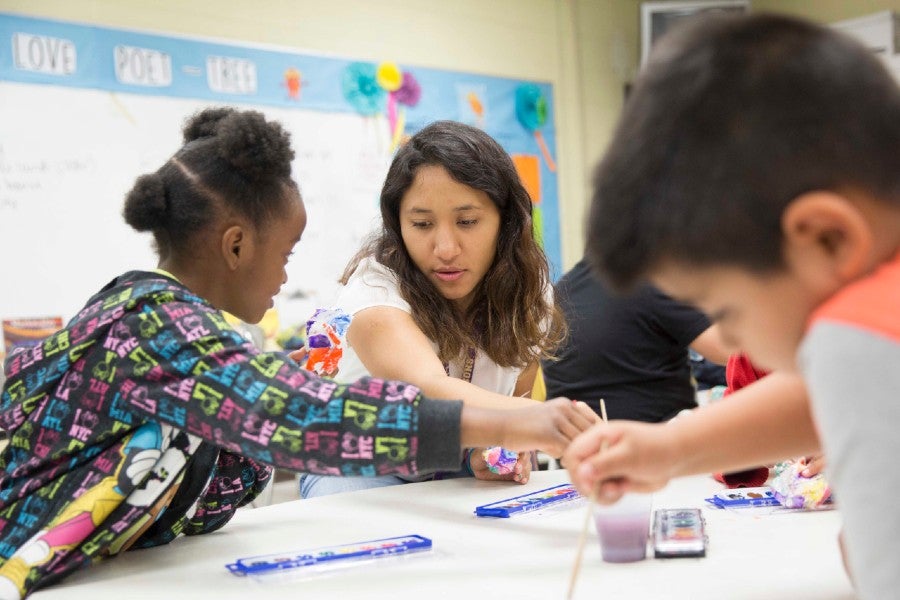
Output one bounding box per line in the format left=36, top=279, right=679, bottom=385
left=0, top=81, right=390, bottom=327
left=0, top=12, right=562, bottom=335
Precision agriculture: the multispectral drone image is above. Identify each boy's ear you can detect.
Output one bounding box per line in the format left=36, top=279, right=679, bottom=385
left=220, top=225, right=246, bottom=271
left=782, top=191, right=872, bottom=282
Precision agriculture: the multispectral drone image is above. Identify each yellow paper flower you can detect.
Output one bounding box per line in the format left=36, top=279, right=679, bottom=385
left=376, top=62, right=403, bottom=92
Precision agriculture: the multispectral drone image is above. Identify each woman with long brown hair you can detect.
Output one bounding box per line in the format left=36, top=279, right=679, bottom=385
left=300, top=120, right=571, bottom=498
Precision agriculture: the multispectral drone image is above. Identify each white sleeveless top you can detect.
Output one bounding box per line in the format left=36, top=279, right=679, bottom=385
left=328, top=257, right=522, bottom=394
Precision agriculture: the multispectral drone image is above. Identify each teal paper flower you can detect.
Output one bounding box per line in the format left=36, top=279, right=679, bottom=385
left=515, top=83, right=547, bottom=131
left=342, top=62, right=386, bottom=115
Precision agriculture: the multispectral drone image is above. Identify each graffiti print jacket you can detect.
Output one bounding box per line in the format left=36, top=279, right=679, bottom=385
left=0, top=271, right=462, bottom=598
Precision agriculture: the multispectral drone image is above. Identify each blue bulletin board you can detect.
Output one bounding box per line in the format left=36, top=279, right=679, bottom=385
left=0, top=13, right=560, bottom=328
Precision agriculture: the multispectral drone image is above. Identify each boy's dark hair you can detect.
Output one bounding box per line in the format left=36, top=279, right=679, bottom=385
left=588, top=13, right=900, bottom=290
left=344, top=120, right=565, bottom=368
left=123, top=107, right=299, bottom=261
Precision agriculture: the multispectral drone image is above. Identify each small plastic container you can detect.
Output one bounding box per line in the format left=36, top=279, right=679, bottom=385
left=593, top=493, right=652, bottom=563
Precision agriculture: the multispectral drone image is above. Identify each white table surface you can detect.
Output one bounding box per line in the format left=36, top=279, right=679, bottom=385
left=33, top=470, right=855, bottom=599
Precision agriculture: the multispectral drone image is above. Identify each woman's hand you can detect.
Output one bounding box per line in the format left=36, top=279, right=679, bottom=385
left=469, top=449, right=532, bottom=484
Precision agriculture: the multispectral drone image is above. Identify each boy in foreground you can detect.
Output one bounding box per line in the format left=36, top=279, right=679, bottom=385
left=564, top=13, right=900, bottom=600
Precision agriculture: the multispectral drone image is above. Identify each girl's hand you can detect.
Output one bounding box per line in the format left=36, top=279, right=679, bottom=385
left=288, top=347, right=339, bottom=377
left=499, top=397, right=599, bottom=458
left=459, top=397, right=597, bottom=461
left=288, top=348, right=308, bottom=365
left=469, top=449, right=532, bottom=484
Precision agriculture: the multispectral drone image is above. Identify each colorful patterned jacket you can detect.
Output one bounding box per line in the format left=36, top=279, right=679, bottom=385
left=0, top=271, right=462, bottom=599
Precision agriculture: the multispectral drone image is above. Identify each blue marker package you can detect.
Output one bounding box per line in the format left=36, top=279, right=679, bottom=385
left=475, top=483, right=581, bottom=518
left=226, top=534, right=432, bottom=577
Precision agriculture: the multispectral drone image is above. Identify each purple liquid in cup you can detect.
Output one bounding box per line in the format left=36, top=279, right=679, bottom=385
left=594, top=494, right=652, bottom=562
left=594, top=510, right=650, bottom=562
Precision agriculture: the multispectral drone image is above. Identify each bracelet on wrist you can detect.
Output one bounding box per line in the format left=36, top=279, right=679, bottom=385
left=462, top=448, right=475, bottom=476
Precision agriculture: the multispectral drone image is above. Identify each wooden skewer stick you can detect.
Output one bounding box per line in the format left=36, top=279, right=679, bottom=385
left=566, top=399, right=608, bottom=600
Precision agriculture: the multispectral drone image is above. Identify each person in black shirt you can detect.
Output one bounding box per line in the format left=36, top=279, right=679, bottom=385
left=543, top=258, right=727, bottom=422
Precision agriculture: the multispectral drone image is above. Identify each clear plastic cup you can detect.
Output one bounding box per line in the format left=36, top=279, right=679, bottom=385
left=593, top=493, right=652, bottom=563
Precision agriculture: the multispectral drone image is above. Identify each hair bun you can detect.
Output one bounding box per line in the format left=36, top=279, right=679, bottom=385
left=216, top=110, right=295, bottom=182
left=123, top=173, right=167, bottom=232
left=182, top=107, right=237, bottom=143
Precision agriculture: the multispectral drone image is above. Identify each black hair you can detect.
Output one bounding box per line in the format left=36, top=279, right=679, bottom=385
left=587, top=13, right=900, bottom=290
left=122, top=107, right=298, bottom=260
left=344, top=120, right=565, bottom=368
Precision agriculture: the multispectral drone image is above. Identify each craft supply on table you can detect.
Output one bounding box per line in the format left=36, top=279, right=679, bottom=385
left=652, top=508, right=706, bottom=559
left=704, top=486, right=781, bottom=509
left=567, top=399, right=609, bottom=599
left=226, top=534, right=432, bottom=579
left=593, top=492, right=653, bottom=563
left=769, top=460, right=832, bottom=509
left=475, top=483, right=581, bottom=518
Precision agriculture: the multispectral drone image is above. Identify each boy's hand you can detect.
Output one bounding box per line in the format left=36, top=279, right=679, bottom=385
left=469, top=449, right=532, bottom=484
left=563, top=420, right=679, bottom=503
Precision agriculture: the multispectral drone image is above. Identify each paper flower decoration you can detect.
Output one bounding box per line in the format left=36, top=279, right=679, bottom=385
left=342, top=62, right=386, bottom=116
left=343, top=62, right=422, bottom=152
left=515, top=83, right=557, bottom=172
left=381, top=64, right=420, bottom=151
left=394, top=72, right=421, bottom=107
left=376, top=62, right=403, bottom=92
